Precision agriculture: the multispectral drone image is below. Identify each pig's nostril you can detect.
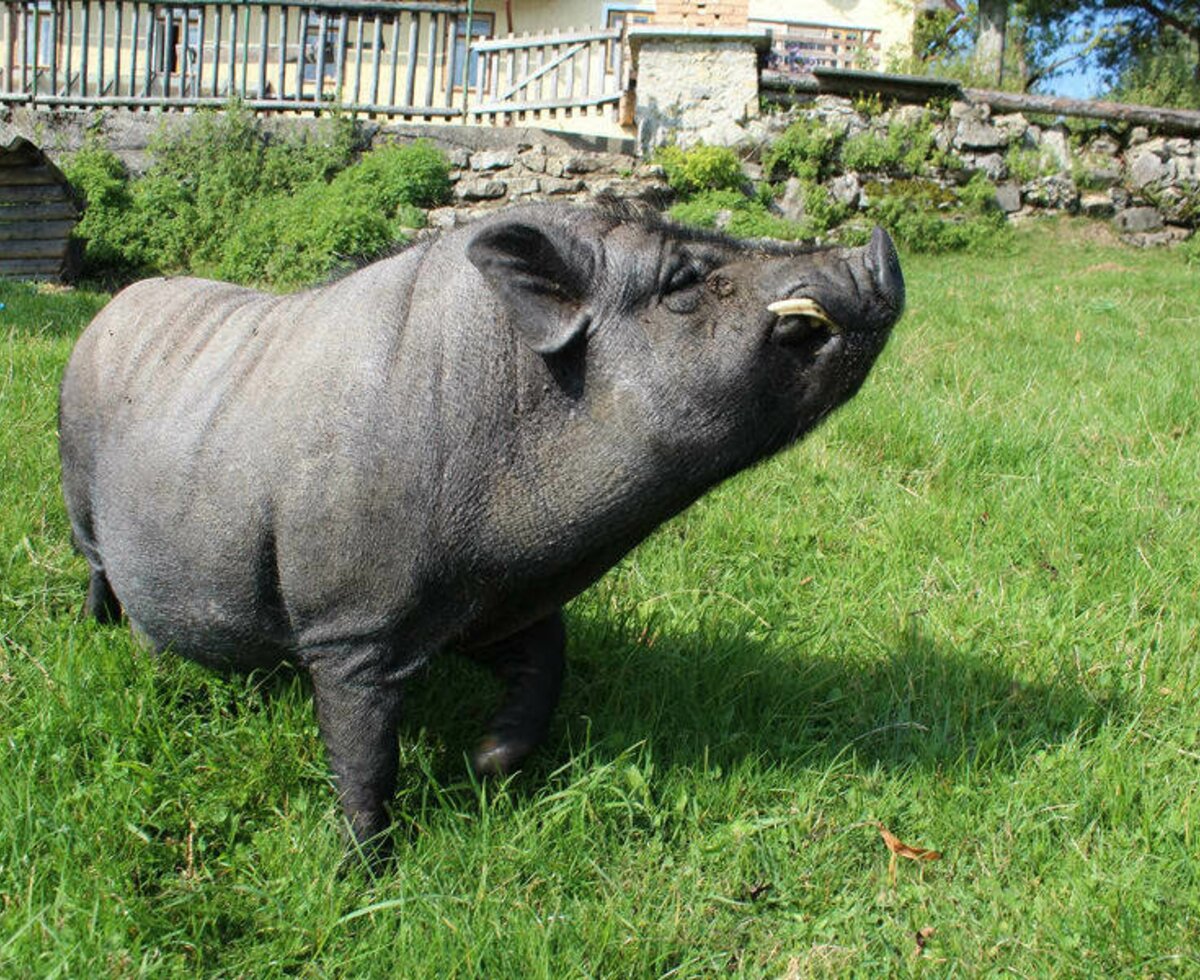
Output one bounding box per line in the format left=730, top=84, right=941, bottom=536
left=866, top=226, right=905, bottom=315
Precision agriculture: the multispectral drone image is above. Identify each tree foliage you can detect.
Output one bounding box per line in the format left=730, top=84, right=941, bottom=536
left=902, top=0, right=1200, bottom=105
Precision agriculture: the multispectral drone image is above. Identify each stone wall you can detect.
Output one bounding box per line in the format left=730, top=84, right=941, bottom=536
left=740, top=95, right=1198, bottom=246
left=2, top=100, right=1195, bottom=247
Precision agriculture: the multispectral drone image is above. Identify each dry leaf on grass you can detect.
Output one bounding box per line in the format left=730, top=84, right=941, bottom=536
left=913, top=926, right=935, bottom=957
left=875, top=822, right=942, bottom=884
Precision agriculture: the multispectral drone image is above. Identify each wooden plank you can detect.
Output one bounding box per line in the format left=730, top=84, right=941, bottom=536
left=114, top=3, right=124, bottom=97
left=258, top=3, right=269, bottom=100
left=473, top=28, right=618, bottom=51
left=0, top=201, right=80, bottom=220
left=0, top=219, right=78, bottom=240
left=212, top=4, right=222, bottom=97
left=425, top=13, right=437, bottom=108
left=0, top=183, right=75, bottom=203
left=964, top=86, right=1200, bottom=136
left=31, top=92, right=463, bottom=115
left=129, top=2, right=139, bottom=98
left=0, top=258, right=67, bottom=278
left=471, top=91, right=619, bottom=115
left=0, top=164, right=65, bottom=185
left=499, top=40, right=583, bottom=100
left=0, top=238, right=71, bottom=259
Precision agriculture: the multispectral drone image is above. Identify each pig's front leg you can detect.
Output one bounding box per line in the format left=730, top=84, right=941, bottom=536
left=305, top=642, right=403, bottom=854
left=466, top=610, right=566, bottom=777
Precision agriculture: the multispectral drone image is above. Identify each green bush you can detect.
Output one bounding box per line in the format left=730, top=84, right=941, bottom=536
left=866, top=175, right=1009, bottom=254
left=761, top=119, right=842, bottom=182
left=668, top=190, right=809, bottom=240
left=654, top=144, right=746, bottom=196
left=216, top=145, right=443, bottom=288
left=839, top=117, right=946, bottom=177
left=1005, top=146, right=1055, bottom=183
left=64, top=105, right=451, bottom=288
left=667, top=183, right=848, bottom=242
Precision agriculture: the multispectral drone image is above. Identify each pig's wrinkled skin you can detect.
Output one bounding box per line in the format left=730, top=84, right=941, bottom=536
left=59, top=202, right=904, bottom=849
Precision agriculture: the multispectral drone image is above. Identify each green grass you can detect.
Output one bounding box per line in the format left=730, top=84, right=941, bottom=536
left=2, top=220, right=1199, bottom=976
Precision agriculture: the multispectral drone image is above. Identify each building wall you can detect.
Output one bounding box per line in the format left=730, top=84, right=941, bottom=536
left=748, top=0, right=913, bottom=66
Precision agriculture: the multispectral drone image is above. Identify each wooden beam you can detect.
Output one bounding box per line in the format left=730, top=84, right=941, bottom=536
left=964, top=88, right=1200, bottom=136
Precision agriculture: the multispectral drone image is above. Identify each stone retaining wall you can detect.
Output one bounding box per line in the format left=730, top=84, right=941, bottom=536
left=2, top=102, right=1195, bottom=246
left=739, top=94, right=1197, bottom=247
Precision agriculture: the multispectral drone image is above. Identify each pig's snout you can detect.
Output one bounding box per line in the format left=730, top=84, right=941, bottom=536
left=865, top=225, right=905, bottom=317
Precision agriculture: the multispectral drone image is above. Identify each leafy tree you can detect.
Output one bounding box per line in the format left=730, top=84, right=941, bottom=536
left=1023, top=0, right=1200, bottom=105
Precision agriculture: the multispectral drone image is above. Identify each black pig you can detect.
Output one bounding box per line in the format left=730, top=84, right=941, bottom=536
left=59, top=202, right=904, bottom=846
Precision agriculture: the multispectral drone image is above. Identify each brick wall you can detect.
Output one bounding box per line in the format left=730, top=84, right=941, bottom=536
left=653, top=0, right=748, bottom=28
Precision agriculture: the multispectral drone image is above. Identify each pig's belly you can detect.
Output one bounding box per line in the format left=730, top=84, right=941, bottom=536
left=96, top=500, right=293, bottom=671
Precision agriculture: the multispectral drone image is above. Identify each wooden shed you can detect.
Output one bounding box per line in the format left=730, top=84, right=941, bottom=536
left=0, top=138, right=82, bottom=282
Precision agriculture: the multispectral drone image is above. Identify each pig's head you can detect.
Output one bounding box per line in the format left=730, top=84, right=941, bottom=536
left=466, top=202, right=904, bottom=484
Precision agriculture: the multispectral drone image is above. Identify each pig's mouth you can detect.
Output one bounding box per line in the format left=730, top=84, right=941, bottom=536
left=767, top=296, right=843, bottom=357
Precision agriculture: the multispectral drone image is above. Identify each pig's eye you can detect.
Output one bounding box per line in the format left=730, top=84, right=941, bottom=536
left=662, top=259, right=705, bottom=313
left=664, top=261, right=702, bottom=294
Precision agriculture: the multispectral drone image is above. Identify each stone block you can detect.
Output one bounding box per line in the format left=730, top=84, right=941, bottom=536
left=992, top=113, right=1029, bottom=142
left=1113, top=206, right=1164, bottom=234
left=516, top=147, right=548, bottom=173
left=540, top=176, right=586, bottom=195
left=1039, top=128, right=1072, bottom=170
left=1121, top=226, right=1190, bottom=248
left=828, top=173, right=862, bottom=209
left=1022, top=175, right=1079, bottom=211
left=776, top=177, right=807, bottom=222
left=470, top=150, right=515, bottom=171
left=972, top=152, right=1007, bottom=181
left=1086, top=134, right=1119, bottom=157
left=1080, top=191, right=1114, bottom=218
left=1128, top=151, right=1169, bottom=189
left=456, top=178, right=507, bottom=201
left=994, top=182, right=1022, bottom=213
left=506, top=177, right=541, bottom=197
left=956, top=119, right=1007, bottom=151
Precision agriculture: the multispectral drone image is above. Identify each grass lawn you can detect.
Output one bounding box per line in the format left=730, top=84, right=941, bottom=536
left=1, top=219, right=1198, bottom=976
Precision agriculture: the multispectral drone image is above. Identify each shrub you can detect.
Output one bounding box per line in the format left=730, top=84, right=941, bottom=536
left=65, top=105, right=450, bottom=289
left=866, top=176, right=1009, bottom=254
left=668, top=190, right=808, bottom=240
left=839, top=117, right=939, bottom=176
left=62, top=146, right=138, bottom=275
left=1005, top=146, right=1055, bottom=183
left=761, top=119, right=842, bottom=182
left=654, top=144, right=746, bottom=196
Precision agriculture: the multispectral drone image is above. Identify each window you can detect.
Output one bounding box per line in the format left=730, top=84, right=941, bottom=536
left=23, top=2, right=55, bottom=69
left=303, top=19, right=343, bottom=83
left=155, top=9, right=201, bottom=74
left=449, top=13, right=493, bottom=90
left=604, top=5, right=652, bottom=74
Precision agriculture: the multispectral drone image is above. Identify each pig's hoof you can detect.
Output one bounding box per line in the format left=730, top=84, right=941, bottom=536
left=472, top=735, right=536, bottom=778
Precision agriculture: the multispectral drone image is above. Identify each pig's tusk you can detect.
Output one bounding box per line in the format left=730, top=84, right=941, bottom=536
left=767, top=297, right=841, bottom=334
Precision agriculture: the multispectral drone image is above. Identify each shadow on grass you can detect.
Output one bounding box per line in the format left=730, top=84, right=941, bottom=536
left=398, top=609, right=1115, bottom=796
left=90, top=604, right=1117, bottom=846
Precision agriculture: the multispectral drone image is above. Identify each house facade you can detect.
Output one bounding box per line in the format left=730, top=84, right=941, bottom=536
left=0, top=0, right=924, bottom=136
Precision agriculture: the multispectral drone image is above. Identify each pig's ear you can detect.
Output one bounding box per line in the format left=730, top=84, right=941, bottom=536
left=466, top=221, right=594, bottom=355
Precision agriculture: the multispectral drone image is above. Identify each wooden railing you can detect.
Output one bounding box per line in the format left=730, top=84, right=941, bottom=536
left=469, top=27, right=623, bottom=125
left=0, top=0, right=471, bottom=118
left=750, top=19, right=881, bottom=73
left=0, top=2, right=628, bottom=123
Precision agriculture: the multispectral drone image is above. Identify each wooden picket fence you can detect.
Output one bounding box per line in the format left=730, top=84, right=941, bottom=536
left=0, top=1, right=625, bottom=123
